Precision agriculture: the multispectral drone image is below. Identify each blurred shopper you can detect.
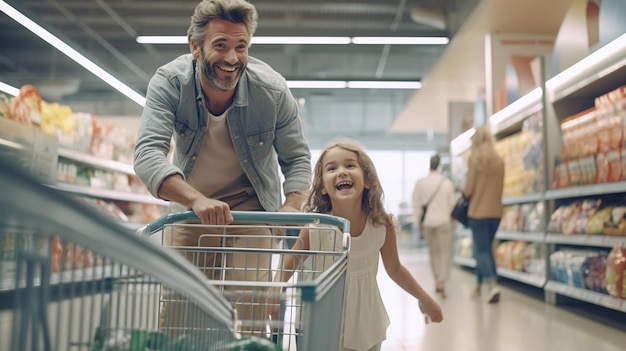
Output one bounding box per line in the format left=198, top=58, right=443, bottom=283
left=412, top=154, right=455, bottom=298
left=463, top=126, right=504, bottom=303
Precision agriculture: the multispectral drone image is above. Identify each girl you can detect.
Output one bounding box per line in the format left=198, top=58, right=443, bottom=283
left=274, top=139, right=442, bottom=351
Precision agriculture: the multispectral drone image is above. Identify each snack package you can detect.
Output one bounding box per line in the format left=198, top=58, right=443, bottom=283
left=605, top=244, right=626, bottom=298
left=606, top=149, right=622, bottom=182
left=596, top=152, right=609, bottom=183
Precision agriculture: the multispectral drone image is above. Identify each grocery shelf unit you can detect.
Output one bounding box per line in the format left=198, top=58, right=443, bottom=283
left=56, top=147, right=167, bottom=207
left=453, top=33, right=626, bottom=318
left=0, top=118, right=167, bottom=228
left=542, top=33, right=626, bottom=313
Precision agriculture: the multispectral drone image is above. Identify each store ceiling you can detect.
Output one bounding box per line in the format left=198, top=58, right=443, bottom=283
left=0, top=0, right=480, bottom=147
left=392, top=0, right=573, bottom=134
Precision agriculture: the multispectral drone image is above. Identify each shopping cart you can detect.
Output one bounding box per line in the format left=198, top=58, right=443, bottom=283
left=0, top=158, right=260, bottom=350
left=140, top=211, right=351, bottom=351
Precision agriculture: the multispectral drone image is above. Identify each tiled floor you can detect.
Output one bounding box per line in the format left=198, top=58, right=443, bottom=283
left=379, top=236, right=626, bottom=351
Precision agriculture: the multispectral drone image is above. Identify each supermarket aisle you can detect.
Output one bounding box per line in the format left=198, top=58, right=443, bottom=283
left=379, top=236, right=626, bottom=351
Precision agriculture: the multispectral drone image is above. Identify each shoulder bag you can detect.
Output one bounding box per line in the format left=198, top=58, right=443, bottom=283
left=451, top=195, right=470, bottom=227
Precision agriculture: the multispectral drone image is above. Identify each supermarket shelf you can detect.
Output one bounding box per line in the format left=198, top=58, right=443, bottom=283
left=502, top=192, right=543, bottom=205
left=490, top=86, right=542, bottom=135
left=454, top=256, right=546, bottom=288
left=453, top=255, right=476, bottom=268
left=54, top=182, right=168, bottom=206
left=497, top=231, right=545, bottom=242
left=0, top=137, right=27, bottom=151
left=546, top=33, right=626, bottom=102
left=545, top=281, right=626, bottom=313
left=58, top=147, right=135, bottom=175
left=544, top=182, right=626, bottom=200
left=546, top=233, right=626, bottom=248
left=0, top=264, right=123, bottom=293
left=496, top=267, right=546, bottom=287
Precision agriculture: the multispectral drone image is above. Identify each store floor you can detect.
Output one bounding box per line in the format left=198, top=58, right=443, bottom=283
left=379, top=235, right=626, bottom=351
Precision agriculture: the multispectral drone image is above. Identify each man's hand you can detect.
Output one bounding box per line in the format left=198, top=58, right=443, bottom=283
left=274, top=192, right=305, bottom=235
left=190, top=197, right=234, bottom=225
left=158, top=175, right=233, bottom=224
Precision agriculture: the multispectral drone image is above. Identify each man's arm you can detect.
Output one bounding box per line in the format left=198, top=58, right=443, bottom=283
left=158, top=174, right=233, bottom=225
left=280, top=191, right=307, bottom=212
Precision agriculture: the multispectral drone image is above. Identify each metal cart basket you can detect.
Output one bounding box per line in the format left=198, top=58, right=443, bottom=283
left=140, top=211, right=351, bottom=351
left=0, top=159, right=248, bottom=350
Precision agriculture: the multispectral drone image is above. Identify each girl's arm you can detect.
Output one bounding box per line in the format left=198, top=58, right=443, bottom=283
left=273, top=227, right=311, bottom=283
left=380, top=223, right=443, bottom=323
left=269, top=227, right=311, bottom=323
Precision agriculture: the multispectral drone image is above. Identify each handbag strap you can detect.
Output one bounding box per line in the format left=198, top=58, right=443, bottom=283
left=424, top=177, right=445, bottom=207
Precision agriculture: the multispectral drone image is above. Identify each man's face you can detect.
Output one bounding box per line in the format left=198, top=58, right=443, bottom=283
left=193, top=19, right=249, bottom=91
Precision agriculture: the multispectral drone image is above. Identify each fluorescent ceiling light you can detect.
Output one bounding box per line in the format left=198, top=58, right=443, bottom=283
left=347, top=81, right=422, bottom=89
left=0, top=81, right=19, bottom=96
left=352, top=37, right=449, bottom=45
left=136, top=36, right=187, bottom=44
left=136, top=36, right=448, bottom=46
left=1, top=0, right=146, bottom=106
left=137, top=36, right=352, bottom=45
left=286, top=80, right=421, bottom=89
left=287, top=81, right=347, bottom=89
left=253, top=36, right=351, bottom=44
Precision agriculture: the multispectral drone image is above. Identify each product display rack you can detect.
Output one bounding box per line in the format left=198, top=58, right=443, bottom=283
left=56, top=147, right=167, bottom=206
left=0, top=118, right=167, bottom=225
left=453, top=33, right=626, bottom=317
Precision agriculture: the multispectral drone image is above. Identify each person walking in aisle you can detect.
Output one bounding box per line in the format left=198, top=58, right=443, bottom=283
left=464, top=126, right=504, bottom=303
left=412, top=154, right=455, bottom=298
left=133, top=0, right=311, bottom=336
left=273, top=139, right=443, bottom=351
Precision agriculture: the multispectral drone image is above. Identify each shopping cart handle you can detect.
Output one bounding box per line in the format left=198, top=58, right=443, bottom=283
left=139, top=210, right=350, bottom=236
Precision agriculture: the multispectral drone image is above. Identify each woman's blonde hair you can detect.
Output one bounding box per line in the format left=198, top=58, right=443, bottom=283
left=469, top=125, right=498, bottom=168
left=304, top=139, right=393, bottom=228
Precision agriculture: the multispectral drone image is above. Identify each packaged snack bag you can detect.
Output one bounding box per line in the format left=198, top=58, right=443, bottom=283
left=605, top=244, right=626, bottom=298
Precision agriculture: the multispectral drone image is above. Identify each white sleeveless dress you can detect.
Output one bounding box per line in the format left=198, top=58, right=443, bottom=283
left=341, top=219, right=390, bottom=350
left=307, top=219, right=390, bottom=350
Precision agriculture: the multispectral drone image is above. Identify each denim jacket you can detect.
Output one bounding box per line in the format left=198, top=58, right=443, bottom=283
left=134, top=54, right=312, bottom=211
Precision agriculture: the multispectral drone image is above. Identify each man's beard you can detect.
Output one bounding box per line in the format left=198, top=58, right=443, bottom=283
left=198, top=54, right=243, bottom=91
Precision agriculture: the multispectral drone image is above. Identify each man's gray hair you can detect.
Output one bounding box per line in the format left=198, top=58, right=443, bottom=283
left=187, top=0, right=258, bottom=49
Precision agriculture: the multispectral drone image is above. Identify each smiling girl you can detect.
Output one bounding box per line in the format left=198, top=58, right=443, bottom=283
left=274, top=139, right=442, bottom=351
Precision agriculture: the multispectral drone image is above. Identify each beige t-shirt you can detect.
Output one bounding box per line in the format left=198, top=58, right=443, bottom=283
left=185, top=110, right=262, bottom=211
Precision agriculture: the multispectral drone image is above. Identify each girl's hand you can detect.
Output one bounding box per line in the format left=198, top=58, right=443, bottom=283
left=419, top=296, right=443, bottom=323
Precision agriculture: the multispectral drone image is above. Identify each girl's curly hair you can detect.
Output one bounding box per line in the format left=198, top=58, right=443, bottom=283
left=304, top=139, right=394, bottom=228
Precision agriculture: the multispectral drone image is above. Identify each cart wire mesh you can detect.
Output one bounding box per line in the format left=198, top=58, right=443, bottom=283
left=0, top=159, right=246, bottom=351
left=141, top=211, right=351, bottom=351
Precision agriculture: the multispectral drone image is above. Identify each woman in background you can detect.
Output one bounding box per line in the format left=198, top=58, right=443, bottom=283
left=464, top=126, right=504, bottom=303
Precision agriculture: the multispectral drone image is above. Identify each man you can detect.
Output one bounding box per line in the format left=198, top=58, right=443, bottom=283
left=133, top=0, right=311, bottom=336
left=412, top=154, right=455, bottom=298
